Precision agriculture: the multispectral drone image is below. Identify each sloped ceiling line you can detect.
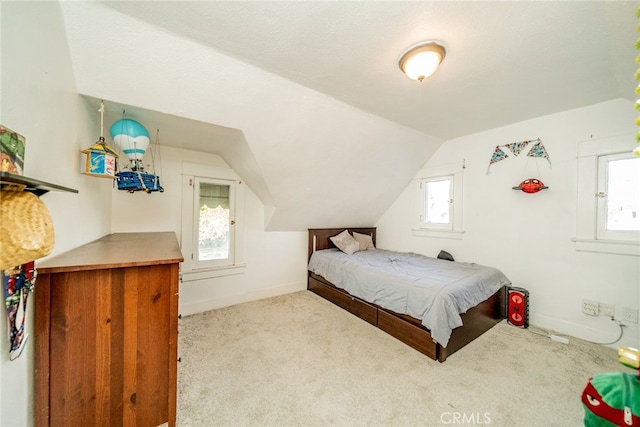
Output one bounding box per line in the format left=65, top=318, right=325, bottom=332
left=64, top=2, right=440, bottom=230
left=62, top=1, right=636, bottom=230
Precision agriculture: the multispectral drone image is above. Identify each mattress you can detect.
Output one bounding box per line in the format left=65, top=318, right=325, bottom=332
left=308, top=248, right=511, bottom=347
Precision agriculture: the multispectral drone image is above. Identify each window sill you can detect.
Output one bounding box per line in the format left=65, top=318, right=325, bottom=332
left=572, top=238, right=639, bottom=256
left=411, top=228, right=465, bottom=240
left=180, top=263, right=247, bottom=282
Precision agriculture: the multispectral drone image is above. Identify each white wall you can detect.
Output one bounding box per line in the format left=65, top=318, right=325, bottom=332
left=3, top=3, right=637, bottom=426
left=0, top=2, right=113, bottom=426
left=110, top=145, right=308, bottom=316
left=60, top=1, right=441, bottom=232
left=377, top=99, right=640, bottom=349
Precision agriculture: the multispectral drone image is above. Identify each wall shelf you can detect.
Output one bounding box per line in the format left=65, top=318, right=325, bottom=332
left=0, top=172, right=78, bottom=196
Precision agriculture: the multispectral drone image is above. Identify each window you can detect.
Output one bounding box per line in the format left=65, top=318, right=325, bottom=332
left=194, top=178, right=235, bottom=268
left=574, top=133, right=639, bottom=256
left=413, top=170, right=464, bottom=239
left=596, top=153, right=640, bottom=242
left=181, top=162, right=246, bottom=281
left=420, top=175, right=453, bottom=230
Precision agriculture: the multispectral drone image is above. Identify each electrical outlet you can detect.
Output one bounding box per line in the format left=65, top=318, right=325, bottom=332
left=598, top=302, right=614, bottom=317
left=622, top=307, right=639, bottom=324
left=582, top=299, right=599, bottom=316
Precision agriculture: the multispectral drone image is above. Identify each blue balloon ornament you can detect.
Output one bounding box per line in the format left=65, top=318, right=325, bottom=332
left=110, top=118, right=150, bottom=165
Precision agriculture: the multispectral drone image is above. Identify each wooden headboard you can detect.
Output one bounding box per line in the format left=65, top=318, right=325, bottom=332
left=308, top=227, right=377, bottom=260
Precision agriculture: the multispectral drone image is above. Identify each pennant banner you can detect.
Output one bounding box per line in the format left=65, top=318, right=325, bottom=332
left=506, top=140, right=530, bottom=156
left=527, top=140, right=551, bottom=166
left=489, top=146, right=509, bottom=164
left=487, top=138, right=550, bottom=173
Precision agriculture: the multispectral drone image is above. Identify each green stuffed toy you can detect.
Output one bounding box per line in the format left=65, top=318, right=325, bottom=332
left=582, top=347, right=640, bottom=426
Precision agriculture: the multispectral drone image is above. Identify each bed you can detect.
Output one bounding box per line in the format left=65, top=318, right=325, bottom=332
left=307, top=227, right=510, bottom=362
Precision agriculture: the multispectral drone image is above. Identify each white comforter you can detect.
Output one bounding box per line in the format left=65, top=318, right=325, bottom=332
left=308, top=249, right=511, bottom=347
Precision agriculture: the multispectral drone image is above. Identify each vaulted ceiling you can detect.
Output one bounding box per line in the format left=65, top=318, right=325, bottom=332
left=59, top=1, right=636, bottom=230
left=99, top=0, right=636, bottom=139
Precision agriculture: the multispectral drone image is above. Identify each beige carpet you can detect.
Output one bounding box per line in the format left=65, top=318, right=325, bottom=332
left=177, top=290, right=625, bottom=427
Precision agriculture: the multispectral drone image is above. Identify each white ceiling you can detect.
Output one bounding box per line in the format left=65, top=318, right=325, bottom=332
left=59, top=1, right=637, bottom=231
left=101, top=0, right=636, bottom=140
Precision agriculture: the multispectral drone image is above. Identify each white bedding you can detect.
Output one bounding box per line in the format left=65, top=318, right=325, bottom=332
left=308, top=248, right=511, bottom=347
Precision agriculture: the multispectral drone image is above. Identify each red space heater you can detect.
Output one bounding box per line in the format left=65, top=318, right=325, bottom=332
left=507, top=287, right=529, bottom=328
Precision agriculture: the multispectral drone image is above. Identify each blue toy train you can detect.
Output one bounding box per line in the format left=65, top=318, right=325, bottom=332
left=116, top=171, right=163, bottom=193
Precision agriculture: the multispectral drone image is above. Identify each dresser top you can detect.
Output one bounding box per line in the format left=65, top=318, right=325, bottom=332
left=37, top=232, right=184, bottom=274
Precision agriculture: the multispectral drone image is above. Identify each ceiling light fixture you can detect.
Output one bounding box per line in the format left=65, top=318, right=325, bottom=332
left=398, top=41, right=446, bottom=82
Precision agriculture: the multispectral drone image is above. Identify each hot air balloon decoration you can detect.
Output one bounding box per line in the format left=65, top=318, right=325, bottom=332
left=110, top=117, right=163, bottom=193
left=512, top=178, right=548, bottom=194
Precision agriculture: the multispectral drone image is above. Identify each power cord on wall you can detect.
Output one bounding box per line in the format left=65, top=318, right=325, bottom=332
left=523, top=317, right=626, bottom=346
left=589, top=317, right=626, bottom=346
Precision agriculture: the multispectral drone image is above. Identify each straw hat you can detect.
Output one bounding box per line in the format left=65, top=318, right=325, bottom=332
left=0, top=190, right=54, bottom=270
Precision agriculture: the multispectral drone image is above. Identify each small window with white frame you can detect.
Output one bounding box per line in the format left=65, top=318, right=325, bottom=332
left=596, top=152, right=639, bottom=242
left=574, top=133, right=639, bottom=256
left=181, top=162, right=246, bottom=281
left=420, top=175, right=454, bottom=230
left=193, top=177, right=236, bottom=269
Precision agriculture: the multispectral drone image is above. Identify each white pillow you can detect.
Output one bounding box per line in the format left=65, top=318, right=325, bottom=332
left=353, top=231, right=375, bottom=251
left=330, top=230, right=360, bottom=255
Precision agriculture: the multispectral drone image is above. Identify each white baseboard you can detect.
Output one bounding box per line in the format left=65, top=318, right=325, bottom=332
left=179, top=282, right=306, bottom=316
left=530, top=313, right=639, bottom=349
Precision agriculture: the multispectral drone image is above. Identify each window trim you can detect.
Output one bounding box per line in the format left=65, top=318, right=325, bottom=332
left=574, top=133, right=639, bottom=256
left=192, top=176, right=236, bottom=269
left=413, top=169, right=464, bottom=239
left=595, top=152, right=639, bottom=242
left=419, top=175, right=454, bottom=230
left=181, top=162, right=246, bottom=281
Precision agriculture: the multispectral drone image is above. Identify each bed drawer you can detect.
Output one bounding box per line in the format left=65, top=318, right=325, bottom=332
left=308, top=276, right=377, bottom=326
left=378, top=309, right=438, bottom=360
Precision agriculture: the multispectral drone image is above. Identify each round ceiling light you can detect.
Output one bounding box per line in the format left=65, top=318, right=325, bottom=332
left=398, top=41, right=446, bottom=82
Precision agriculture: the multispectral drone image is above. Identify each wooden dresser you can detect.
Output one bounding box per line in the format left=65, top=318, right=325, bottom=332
left=34, top=232, right=184, bottom=427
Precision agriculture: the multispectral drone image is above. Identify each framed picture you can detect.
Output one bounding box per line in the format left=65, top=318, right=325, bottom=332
left=0, top=125, right=26, bottom=175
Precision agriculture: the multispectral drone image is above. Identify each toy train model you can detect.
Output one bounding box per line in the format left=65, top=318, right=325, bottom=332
left=116, top=171, right=163, bottom=193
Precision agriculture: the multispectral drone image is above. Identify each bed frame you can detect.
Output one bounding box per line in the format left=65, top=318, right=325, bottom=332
left=308, top=227, right=506, bottom=362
